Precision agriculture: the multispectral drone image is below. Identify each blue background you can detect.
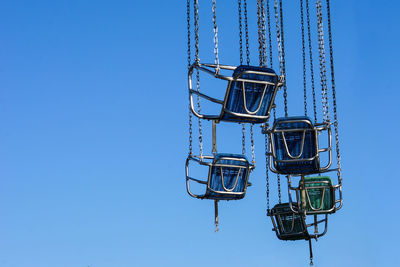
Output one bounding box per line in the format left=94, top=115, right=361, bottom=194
left=0, top=0, right=398, bottom=266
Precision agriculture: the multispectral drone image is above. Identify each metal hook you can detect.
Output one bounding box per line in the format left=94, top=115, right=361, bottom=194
left=308, top=239, right=314, bottom=266
left=214, top=200, right=219, bottom=232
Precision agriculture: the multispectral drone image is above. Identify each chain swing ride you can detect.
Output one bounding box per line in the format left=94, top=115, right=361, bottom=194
left=185, top=0, right=342, bottom=264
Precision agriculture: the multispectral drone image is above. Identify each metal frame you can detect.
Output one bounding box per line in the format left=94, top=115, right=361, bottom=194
left=287, top=172, right=343, bottom=215
left=186, top=154, right=254, bottom=200
left=188, top=62, right=283, bottom=123
left=264, top=118, right=332, bottom=174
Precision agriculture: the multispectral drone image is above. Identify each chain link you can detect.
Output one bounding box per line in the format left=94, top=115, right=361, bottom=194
left=257, top=0, right=267, bottom=67
left=326, top=0, right=342, bottom=183
left=279, top=0, right=287, bottom=116
left=300, top=0, right=308, bottom=116
left=257, top=0, right=262, bottom=66
left=250, top=124, right=255, bottom=165
left=262, top=0, right=267, bottom=66
left=194, top=0, right=204, bottom=157
left=274, top=0, right=287, bottom=117
left=306, top=0, right=318, bottom=122
left=187, top=0, right=193, bottom=156
left=317, top=0, right=330, bottom=123
left=238, top=0, right=243, bottom=65
left=267, top=0, right=273, bottom=68
left=277, top=174, right=281, bottom=203
left=264, top=127, right=270, bottom=212
left=212, top=0, right=220, bottom=71
left=244, top=0, right=250, bottom=65
left=242, top=123, right=246, bottom=155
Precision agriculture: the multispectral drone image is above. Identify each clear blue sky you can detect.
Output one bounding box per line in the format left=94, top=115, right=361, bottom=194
left=0, top=0, right=398, bottom=266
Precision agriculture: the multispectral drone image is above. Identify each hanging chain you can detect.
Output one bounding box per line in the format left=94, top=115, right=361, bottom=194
left=264, top=128, right=270, bottom=212
left=300, top=0, right=307, bottom=116
left=250, top=124, right=255, bottom=165
left=238, top=0, right=243, bottom=64
left=187, top=0, right=193, bottom=156
left=274, top=0, right=287, bottom=116
left=257, top=0, right=262, bottom=66
left=238, top=0, right=246, bottom=157
left=277, top=175, right=282, bottom=204
left=317, top=0, right=330, bottom=123
left=212, top=0, right=220, bottom=72
left=242, top=124, right=246, bottom=155
left=257, top=0, right=267, bottom=67
left=306, top=0, right=317, bottom=122
left=267, top=0, right=273, bottom=68
left=244, top=0, right=250, bottom=65
left=326, top=0, right=342, bottom=183
left=194, top=0, right=204, bottom=157
left=261, top=0, right=267, bottom=66
left=279, top=0, right=287, bottom=116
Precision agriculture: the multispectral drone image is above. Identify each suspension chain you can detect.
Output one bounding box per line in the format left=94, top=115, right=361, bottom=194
left=274, top=0, right=287, bottom=117
left=300, top=0, right=307, bottom=116
left=187, top=0, right=193, bottom=156
left=242, top=124, right=246, bottom=155
left=279, top=0, right=287, bottom=116
left=316, top=0, right=330, bottom=123
left=194, top=0, right=204, bottom=157
left=238, top=0, right=243, bottom=64
left=306, top=0, right=317, bottom=122
left=267, top=0, right=273, bottom=68
left=250, top=124, right=255, bottom=165
left=244, top=0, right=250, bottom=65
left=264, top=128, right=270, bottom=212
left=212, top=0, right=220, bottom=72
left=257, top=0, right=262, bottom=66
left=326, top=0, right=342, bottom=183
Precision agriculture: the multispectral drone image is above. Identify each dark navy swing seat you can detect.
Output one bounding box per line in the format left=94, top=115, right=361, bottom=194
left=186, top=153, right=253, bottom=200
left=265, top=116, right=332, bottom=175
left=189, top=63, right=281, bottom=124
left=270, top=203, right=309, bottom=241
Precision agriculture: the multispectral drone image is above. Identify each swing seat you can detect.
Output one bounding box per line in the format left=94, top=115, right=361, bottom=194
left=186, top=153, right=253, bottom=201
left=301, top=176, right=335, bottom=213
left=269, top=116, right=320, bottom=174
left=270, top=203, right=309, bottom=241
left=189, top=63, right=281, bottom=124
left=221, top=65, right=279, bottom=123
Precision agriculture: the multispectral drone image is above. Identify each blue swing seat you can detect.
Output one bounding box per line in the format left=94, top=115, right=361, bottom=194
left=186, top=153, right=252, bottom=201
left=221, top=65, right=279, bottom=123
left=271, top=116, right=319, bottom=174
left=206, top=153, right=251, bottom=200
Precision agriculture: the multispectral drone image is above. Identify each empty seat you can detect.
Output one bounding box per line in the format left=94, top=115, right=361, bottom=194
left=270, top=203, right=309, bottom=241
left=186, top=153, right=253, bottom=201
left=188, top=63, right=281, bottom=124
left=270, top=116, right=319, bottom=174
left=221, top=65, right=279, bottom=123
left=301, top=176, right=335, bottom=214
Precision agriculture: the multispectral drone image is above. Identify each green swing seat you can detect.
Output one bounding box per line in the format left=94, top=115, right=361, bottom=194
left=300, top=176, right=335, bottom=214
